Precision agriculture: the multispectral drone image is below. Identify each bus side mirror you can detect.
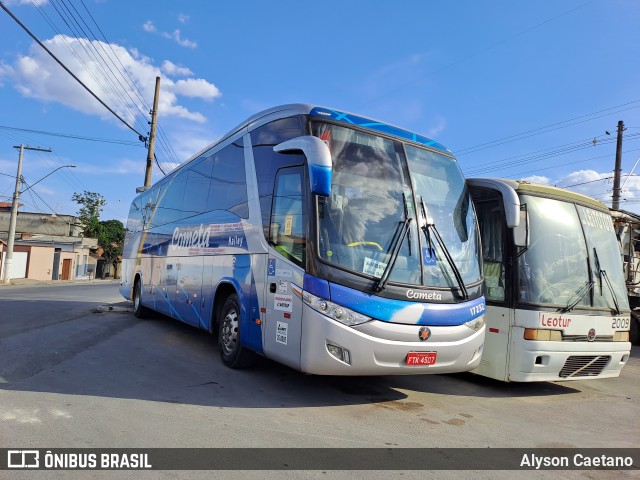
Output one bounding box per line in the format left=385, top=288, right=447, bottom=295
left=274, top=136, right=332, bottom=196
left=513, top=205, right=529, bottom=248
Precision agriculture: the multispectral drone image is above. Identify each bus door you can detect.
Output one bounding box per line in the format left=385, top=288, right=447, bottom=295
left=473, top=197, right=513, bottom=381
left=263, top=168, right=306, bottom=370
left=174, top=256, right=204, bottom=327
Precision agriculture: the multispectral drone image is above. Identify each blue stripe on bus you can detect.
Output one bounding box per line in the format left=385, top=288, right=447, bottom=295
left=309, top=107, right=450, bottom=154
left=328, top=281, right=485, bottom=326
left=303, top=274, right=330, bottom=299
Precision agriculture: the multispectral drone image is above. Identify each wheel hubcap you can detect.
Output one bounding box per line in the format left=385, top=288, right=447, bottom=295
left=221, top=308, right=238, bottom=355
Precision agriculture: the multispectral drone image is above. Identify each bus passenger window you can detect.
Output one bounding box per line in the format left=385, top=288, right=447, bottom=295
left=270, top=168, right=305, bottom=266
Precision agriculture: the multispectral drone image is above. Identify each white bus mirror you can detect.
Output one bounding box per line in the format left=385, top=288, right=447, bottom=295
left=513, top=206, right=529, bottom=247
left=274, top=136, right=332, bottom=196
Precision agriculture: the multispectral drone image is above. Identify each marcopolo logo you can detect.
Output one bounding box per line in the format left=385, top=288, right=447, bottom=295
left=8, top=450, right=39, bottom=469
left=406, top=289, right=442, bottom=301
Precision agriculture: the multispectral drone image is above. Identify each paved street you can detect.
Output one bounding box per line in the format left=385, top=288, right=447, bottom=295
left=0, top=282, right=638, bottom=479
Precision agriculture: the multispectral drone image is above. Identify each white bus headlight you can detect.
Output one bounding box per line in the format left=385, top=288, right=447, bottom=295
left=464, top=317, right=485, bottom=332
left=302, top=291, right=372, bottom=326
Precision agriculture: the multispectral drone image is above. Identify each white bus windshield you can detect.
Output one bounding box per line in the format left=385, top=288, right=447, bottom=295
left=312, top=122, right=481, bottom=288
left=517, top=195, right=629, bottom=311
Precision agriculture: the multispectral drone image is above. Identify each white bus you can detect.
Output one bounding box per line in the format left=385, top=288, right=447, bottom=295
left=120, top=104, right=486, bottom=375
left=468, top=178, right=631, bottom=381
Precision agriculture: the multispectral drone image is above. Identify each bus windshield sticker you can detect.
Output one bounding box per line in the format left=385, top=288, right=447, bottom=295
left=363, top=257, right=387, bottom=277
left=276, top=321, right=288, bottom=345
left=423, top=247, right=437, bottom=266
left=274, top=294, right=293, bottom=312
left=284, top=215, right=293, bottom=236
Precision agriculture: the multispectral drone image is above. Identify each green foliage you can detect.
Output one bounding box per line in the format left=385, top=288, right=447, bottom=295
left=72, top=191, right=125, bottom=278
left=72, top=190, right=106, bottom=238
left=98, top=219, right=125, bottom=261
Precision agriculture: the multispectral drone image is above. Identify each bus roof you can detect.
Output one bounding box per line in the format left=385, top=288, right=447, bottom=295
left=467, top=178, right=609, bottom=213
left=182, top=104, right=451, bottom=171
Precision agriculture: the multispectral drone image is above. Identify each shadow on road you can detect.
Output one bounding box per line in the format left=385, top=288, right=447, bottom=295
left=0, top=303, right=588, bottom=410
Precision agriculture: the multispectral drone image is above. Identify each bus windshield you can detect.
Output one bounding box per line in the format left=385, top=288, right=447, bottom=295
left=312, top=121, right=481, bottom=289
left=517, top=195, right=629, bottom=311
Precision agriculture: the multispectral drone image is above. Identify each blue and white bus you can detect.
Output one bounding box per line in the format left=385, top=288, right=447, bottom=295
left=120, top=104, right=486, bottom=375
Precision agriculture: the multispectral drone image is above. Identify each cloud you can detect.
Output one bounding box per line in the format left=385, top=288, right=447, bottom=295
left=516, top=169, right=640, bottom=214
left=142, top=21, right=157, bottom=33
left=161, top=60, right=193, bottom=78
left=521, top=175, right=550, bottom=184
left=426, top=116, right=447, bottom=138
left=0, top=34, right=220, bottom=124
left=173, top=78, right=221, bottom=100
left=143, top=19, right=196, bottom=48
left=5, top=0, right=49, bottom=5
left=161, top=30, right=197, bottom=49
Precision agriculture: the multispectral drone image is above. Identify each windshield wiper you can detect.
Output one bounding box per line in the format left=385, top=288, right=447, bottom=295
left=560, top=281, right=594, bottom=313
left=372, top=193, right=412, bottom=292
left=420, top=199, right=469, bottom=300
left=593, top=247, right=621, bottom=315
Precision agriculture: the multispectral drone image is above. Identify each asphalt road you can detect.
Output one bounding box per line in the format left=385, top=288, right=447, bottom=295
left=0, top=282, right=638, bottom=479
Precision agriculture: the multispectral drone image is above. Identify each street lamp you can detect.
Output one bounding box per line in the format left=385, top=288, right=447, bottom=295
left=1, top=144, right=75, bottom=283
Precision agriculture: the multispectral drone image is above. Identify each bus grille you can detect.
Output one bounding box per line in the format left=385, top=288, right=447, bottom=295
left=559, top=356, right=611, bottom=378
left=562, top=335, right=613, bottom=342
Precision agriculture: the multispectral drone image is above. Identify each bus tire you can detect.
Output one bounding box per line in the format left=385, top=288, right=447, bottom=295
left=218, top=294, right=255, bottom=369
left=133, top=279, right=152, bottom=319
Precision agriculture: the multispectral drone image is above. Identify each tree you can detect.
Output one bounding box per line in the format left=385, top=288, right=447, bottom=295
left=98, top=219, right=125, bottom=279
left=72, top=191, right=123, bottom=278
left=72, top=191, right=106, bottom=238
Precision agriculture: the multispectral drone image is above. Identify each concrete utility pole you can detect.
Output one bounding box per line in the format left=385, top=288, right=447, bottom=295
left=2, top=144, right=52, bottom=283
left=143, top=76, right=161, bottom=190
left=611, top=120, right=625, bottom=211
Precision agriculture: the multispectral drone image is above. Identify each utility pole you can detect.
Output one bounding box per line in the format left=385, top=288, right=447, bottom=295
left=611, top=120, right=625, bottom=211
left=2, top=144, right=52, bottom=283
left=143, top=76, right=161, bottom=190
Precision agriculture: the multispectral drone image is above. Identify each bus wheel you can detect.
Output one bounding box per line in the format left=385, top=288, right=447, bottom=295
left=218, top=294, right=255, bottom=368
left=133, top=279, right=151, bottom=319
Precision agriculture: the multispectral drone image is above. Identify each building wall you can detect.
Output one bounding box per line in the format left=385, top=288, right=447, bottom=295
left=26, top=246, right=55, bottom=281
left=58, top=251, right=77, bottom=280
left=0, top=212, right=79, bottom=236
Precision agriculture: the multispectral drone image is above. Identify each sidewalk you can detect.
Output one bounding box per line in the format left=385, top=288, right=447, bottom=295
left=0, top=277, right=120, bottom=287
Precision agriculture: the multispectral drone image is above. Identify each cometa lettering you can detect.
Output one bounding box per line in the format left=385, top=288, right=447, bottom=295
left=406, top=290, right=442, bottom=301
left=541, top=314, right=571, bottom=328
left=172, top=224, right=211, bottom=249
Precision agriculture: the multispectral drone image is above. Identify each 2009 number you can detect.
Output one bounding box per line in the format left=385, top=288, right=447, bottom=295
left=612, top=317, right=630, bottom=329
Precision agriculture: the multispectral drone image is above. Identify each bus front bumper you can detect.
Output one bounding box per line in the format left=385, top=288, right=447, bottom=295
left=299, top=307, right=485, bottom=376
left=508, top=332, right=631, bottom=382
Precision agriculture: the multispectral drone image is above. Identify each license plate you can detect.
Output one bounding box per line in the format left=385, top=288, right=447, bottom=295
left=406, top=352, right=437, bottom=366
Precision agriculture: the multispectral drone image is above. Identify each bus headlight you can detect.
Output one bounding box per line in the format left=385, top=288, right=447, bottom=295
left=523, top=328, right=562, bottom=341
left=613, top=331, right=629, bottom=342
left=302, top=291, right=372, bottom=326
left=464, top=317, right=484, bottom=332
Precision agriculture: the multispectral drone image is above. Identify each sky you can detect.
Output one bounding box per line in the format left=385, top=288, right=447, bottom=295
left=0, top=0, right=639, bottom=225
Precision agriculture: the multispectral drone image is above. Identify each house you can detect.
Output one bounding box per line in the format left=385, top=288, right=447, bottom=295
left=0, top=207, right=99, bottom=281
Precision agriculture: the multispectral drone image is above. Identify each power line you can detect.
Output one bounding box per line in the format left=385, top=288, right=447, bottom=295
left=0, top=125, right=142, bottom=146
left=0, top=1, right=146, bottom=141
left=455, top=100, right=640, bottom=156
left=464, top=132, right=640, bottom=176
